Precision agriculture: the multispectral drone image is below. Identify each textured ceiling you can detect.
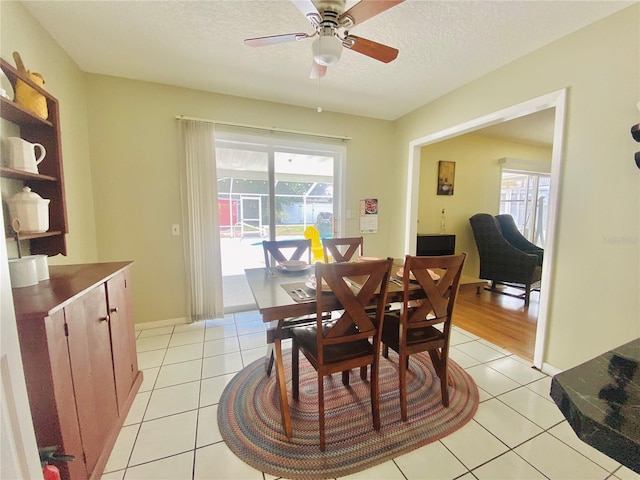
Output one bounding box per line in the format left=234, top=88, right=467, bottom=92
left=22, top=0, right=633, bottom=123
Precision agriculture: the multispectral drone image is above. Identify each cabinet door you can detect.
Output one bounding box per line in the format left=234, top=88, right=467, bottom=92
left=45, top=311, right=89, bottom=480
left=65, top=285, right=118, bottom=475
left=106, top=268, right=139, bottom=413
left=17, top=309, right=88, bottom=480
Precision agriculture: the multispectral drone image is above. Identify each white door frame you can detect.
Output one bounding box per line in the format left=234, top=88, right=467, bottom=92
left=404, top=89, right=567, bottom=369
left=0, top=204, right=43, bottom=479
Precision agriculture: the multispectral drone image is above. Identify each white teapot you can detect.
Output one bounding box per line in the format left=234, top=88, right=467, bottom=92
left=3, top=136, right=46, bottom=174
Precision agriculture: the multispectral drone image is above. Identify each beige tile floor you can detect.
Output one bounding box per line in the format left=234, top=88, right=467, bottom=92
left=102, top=311, right=639, bottom=480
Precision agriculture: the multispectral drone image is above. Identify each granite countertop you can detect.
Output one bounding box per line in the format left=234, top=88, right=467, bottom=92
left=550, top=338, right=640, bottom=473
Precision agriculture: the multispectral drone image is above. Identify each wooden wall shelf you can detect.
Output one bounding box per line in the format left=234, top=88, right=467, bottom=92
left=0, top=166, right=58, bottom=182
left=1, top=56, right=67, bottom=256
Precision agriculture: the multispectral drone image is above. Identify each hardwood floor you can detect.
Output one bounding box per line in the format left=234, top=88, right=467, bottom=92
left=453, top=287, right=539, bottom=362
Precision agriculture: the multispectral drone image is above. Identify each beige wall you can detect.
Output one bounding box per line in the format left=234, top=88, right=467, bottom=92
left=396, top=4, right=640, bottom=369
left=1, top=2, right=98, bottom=264
left=2, top=2, right=638, bottom=369
left=418, top=134, right=551, bottom=277
left=84, top=74, right=398, bottom=324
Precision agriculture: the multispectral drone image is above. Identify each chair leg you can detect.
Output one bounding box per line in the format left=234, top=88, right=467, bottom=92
left=370, top=355, right=380, bottom=430
left=318, top=374, right=326, bottom=451
left=342, top=370, right=350, bottom=386
left=264, top=320, right=279, bottom=376
left=360, top=365, right=367, bottom=381
left=382, top=343, right=389, bottom=358
left=428, top=349, right=449, bottom=407
left=440, top=356, right=449, bottom=407
left=524, top=283, right=531, bottom=306
left=399, top=352, right=408, bottom=422
left=370, top=358, right=380, bottom=430
left=265, top=346, right=275, bottom=376
left=292, top=340, right=299, bottom=400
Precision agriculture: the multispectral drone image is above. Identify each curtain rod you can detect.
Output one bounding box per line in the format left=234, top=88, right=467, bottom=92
left=175, top=115, right=351, bottom=141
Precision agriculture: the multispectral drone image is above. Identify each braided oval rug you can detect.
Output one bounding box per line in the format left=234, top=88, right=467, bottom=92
left=218, top=350, right=479, bottom=479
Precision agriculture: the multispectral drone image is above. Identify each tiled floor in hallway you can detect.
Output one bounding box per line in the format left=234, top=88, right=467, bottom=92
left=102, top=311, right=638, bottom=480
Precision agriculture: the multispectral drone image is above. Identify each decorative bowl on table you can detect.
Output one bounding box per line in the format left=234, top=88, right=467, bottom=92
left=277, top=260, right=311, bottom=272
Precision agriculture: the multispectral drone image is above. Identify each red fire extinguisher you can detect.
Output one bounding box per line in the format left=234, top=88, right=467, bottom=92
left=39, top=446, right=74, bottom=480
left=42, top=464, right=61, bottom=480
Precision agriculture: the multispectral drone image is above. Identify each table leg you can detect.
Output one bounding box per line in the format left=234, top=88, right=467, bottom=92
left=274, top=338, right=293, bottom=438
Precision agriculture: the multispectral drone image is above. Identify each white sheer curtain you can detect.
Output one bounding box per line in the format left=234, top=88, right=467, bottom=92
left=177, top=119, right=224, bottom=322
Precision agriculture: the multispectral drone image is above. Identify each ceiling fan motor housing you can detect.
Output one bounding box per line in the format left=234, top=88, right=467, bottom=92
left=312, top=33, right=343, bottom=66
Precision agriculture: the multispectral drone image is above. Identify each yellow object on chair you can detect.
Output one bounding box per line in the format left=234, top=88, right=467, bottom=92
left=304, top=226, right=324, bottom=262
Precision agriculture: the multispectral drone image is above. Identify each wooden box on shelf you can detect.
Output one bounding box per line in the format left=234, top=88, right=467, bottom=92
left=1, top=56, right=67, bottom=256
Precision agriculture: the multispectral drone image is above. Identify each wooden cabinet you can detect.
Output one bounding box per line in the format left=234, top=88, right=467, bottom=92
left=12, top=262, right=142, bottom=480
left=1, top=57, right=68, bottom=256
left=416, top=234, right=456, bottom=256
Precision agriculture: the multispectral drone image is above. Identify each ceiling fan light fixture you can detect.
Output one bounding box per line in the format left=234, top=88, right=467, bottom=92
left=311, top=35, right=343, bottom=66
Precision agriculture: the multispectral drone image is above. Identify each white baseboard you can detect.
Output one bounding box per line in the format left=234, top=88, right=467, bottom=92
left=135, top=317, right=189, bottom=331
left=541, top=362, right=562, bottom=376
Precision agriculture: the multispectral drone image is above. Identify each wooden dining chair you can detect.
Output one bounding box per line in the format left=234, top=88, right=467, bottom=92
left=261, top=239, right=312, bottom=376
left=322, top=236, right=364, bottom=263
left=262, top=239, right=311, bottom=269
left=382, top=253, right=466, bottom=421
left=290, top=257, right=393, bottom=450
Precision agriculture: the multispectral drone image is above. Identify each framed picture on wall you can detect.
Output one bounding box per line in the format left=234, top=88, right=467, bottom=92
left=437, top=160, right=455, bottom=195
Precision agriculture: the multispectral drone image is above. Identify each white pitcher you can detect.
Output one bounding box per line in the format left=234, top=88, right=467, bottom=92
left=4, top=136, right=46, bottom=174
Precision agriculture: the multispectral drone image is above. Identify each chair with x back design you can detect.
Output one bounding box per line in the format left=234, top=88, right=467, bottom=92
left=262, top=239, right=311, bottom=270
left=290, top=257, right=393, bottom=450
left=381, top=253, right=466, bottom=421
left=322, top=236, right=364, bottom=263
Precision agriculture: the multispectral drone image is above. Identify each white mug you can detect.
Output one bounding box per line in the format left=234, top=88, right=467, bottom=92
left=4, top=136, right=46, bottom=174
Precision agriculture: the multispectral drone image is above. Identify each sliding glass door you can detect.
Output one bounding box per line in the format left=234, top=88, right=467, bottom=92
left=215, top=129, right=344, bottom=310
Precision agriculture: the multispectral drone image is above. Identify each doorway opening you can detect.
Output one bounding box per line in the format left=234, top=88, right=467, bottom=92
left=404, top=89, right=567, bottom=369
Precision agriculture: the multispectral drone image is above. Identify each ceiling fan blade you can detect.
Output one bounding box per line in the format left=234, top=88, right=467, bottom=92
left=310, top=61, right=327, bottom=79
left=340, top=0, right=405, bottom=27
left=292, top=0, right=320, bottom=20
left=244, top=32, right=310, bottom=47
left=345, top=35, right=398, bottom=63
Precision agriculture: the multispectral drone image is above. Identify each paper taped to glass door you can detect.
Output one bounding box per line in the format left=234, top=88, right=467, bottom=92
left=360, top=198, right=378, bottom=233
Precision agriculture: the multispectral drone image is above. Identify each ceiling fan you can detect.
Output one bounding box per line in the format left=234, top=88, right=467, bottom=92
left=244, top=0, right=405, bottom=79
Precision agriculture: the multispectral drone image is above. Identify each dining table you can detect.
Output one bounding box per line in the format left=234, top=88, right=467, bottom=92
left=244, top=259, right=487, bottom=438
